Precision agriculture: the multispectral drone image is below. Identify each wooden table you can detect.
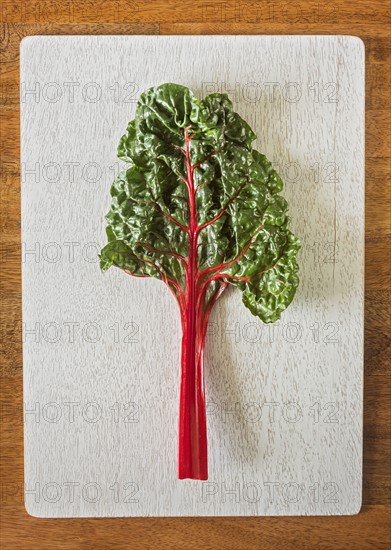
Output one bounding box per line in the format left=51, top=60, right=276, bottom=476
left=1, top=1, right=390, bottom=548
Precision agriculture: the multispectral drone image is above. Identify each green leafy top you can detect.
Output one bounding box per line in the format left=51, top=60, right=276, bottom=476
left=100, top=83, right=300, bottom=323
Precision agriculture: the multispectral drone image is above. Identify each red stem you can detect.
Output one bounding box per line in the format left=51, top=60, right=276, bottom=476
left=178, top=128, right=209, bottom=479
left=177, top=130, right=252, bottom=479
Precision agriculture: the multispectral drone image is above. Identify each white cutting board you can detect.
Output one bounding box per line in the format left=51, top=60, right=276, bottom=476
left=21, top=35, right=364, bottom=517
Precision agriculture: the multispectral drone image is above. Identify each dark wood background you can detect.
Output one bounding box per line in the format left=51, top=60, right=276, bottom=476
left=1, top=1, right=390, bottom=548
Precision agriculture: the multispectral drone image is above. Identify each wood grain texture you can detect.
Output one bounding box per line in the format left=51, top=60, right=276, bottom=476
left=0, top=0, right=390, bottom=547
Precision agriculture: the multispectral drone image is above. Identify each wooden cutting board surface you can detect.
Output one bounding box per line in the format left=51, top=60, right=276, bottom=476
left=20, top=35, right=364, bottom=517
